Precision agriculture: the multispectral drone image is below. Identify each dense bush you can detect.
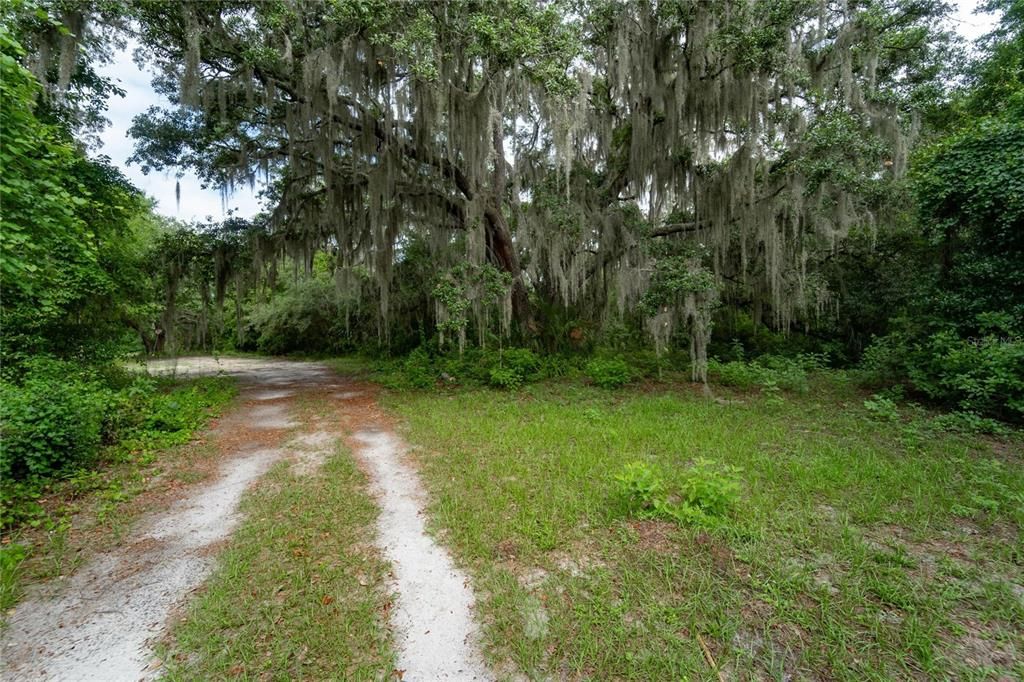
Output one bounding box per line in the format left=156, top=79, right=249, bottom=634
left=908, top=333, right=1024, bottom=420
left=861, top=329, right=1024, bottom=422
left=488, top=348, right=541, bottom=389
left=0, top=358, right=236, bottom=482
left=0, top=360, right=111, bottom=480
left=488, top=366, right=523, bottom=390
left=585, top=357, right=634, bottom=388
left=707, top=353, right=824, bottom=394
left=402, top=347, right=437, bottom=389
left=380, top=346, right=552, bottom=390
left=499, top=348, right=541, bottom=379
left=248, top=279, right=349, bottom=355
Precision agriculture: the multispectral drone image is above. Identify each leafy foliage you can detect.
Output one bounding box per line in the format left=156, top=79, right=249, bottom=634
left=249, top=278, right=347, bottom=355
left=615, top=459, right=743, bottom=527
left=1, top=366, right=235, bottom=527
left=707, top=354, right=824, bottom=394
left=861, top=328, right=1024, bottom=420
left=488, top=366, right=523, bottom=390
left=845, top=1, right=1024, bottom=423
left=864, top=394, right=901, bottom=422
left=0, top=359, right=110, bottom=480
left=0, top=359, right=235, bottom=483
left=585, top=357, right=634, bottom=389
left=1, top=24, right=157, bottom=365
left=488, top=348, right=541, bottom=389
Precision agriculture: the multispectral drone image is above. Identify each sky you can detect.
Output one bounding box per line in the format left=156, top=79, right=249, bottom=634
left=92, top=1, right=1000, bottom=222
left=93, top=39, right=264, bottom=222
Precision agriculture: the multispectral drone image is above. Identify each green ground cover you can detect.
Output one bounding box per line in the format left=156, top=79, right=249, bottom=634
left=383, top=375, right=1023, bottom=679
left=1, top=375, right=236, bottom=612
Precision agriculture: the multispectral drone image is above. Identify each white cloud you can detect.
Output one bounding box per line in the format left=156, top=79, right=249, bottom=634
left=92, top=40, right=263, bottom=222
left=951, top=0, right=999, bottom=43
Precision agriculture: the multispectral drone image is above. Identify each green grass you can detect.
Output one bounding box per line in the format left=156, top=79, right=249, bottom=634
left=158, top=408, right=395, bottom=679
left=382, top=376, right=1024, bottom=680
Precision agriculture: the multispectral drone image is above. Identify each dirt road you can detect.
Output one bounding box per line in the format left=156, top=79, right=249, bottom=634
left=0, top=358, right=489, bottom=681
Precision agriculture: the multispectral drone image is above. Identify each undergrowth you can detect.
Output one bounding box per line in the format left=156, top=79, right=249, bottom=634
left=615, top=458, right=742, bottom=526
left=0, top=371, right=235, bottom=611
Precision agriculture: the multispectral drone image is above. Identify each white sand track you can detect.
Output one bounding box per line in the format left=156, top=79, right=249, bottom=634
left=354, top=429, right=490, bottom=680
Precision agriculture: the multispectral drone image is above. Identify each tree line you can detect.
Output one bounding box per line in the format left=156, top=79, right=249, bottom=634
left=1, top=0, right=1021, bottom=424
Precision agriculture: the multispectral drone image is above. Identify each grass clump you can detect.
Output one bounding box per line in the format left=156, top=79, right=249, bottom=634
left=0, top=543, right=28, bottom=610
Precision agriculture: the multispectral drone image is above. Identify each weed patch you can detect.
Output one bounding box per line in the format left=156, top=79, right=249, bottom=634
left=615, top=459, right=741, bottom=527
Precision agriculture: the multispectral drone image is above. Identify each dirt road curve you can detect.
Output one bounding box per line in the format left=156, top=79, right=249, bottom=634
left=0, top=358, right=490, bottom=682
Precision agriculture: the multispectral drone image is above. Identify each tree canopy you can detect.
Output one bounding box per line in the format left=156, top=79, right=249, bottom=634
left=121, top=0, right=956, bottom=379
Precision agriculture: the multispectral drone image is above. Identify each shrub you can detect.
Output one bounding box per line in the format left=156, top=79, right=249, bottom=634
left=615, top=458, right=742, bottom=527
left=485, top=347, right=540, bottom=389
left=615, top=461, right=667, bottom=513
left=488, top=366, right=523, bottom=390
left=859, top=333, right=906, bottom=384
left=1, top=370, right=234, bottom=529
left=860, top=329, right=1024, bottom=422
left=758, top=355, right=817, bottom=392
left=0, top=360, right=111, bottom=480
left=537, top=353, right=583, bottom=379
left=499, top=348, right=540, bottom=380
left=864, top=394, right=900, bottom=422
left=909, top=332, right=1023, bottom=420
left=928, top=411, right=1010, bottom=436
left=101, top=375, right=159, bottom=442
left=454, top=348, right=495, bottom=384
left=678, top=458, right=743, bottom=517
left=708, top=354, right=812, bottom=393
left=248, top=278, right=347, bottom=355
left=708, top=358, right=763, bottom=389
left=586, top=357, right=634, bottom=388
left=620, top=349, right=667, bottom=378
left=402, top=347, right=436, bottom=389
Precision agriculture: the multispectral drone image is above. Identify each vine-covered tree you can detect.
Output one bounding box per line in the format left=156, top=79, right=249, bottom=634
left=128, top=0, right=952, bottom=379
left=130, top=0, right=578, bottom=341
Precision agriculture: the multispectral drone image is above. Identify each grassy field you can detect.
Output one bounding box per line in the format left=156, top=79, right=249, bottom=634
left=382, top=376, right=1023, bottom=680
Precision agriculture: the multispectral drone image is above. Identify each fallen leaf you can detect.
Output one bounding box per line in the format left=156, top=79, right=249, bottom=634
left=321, top=594, right=334, bottom=605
